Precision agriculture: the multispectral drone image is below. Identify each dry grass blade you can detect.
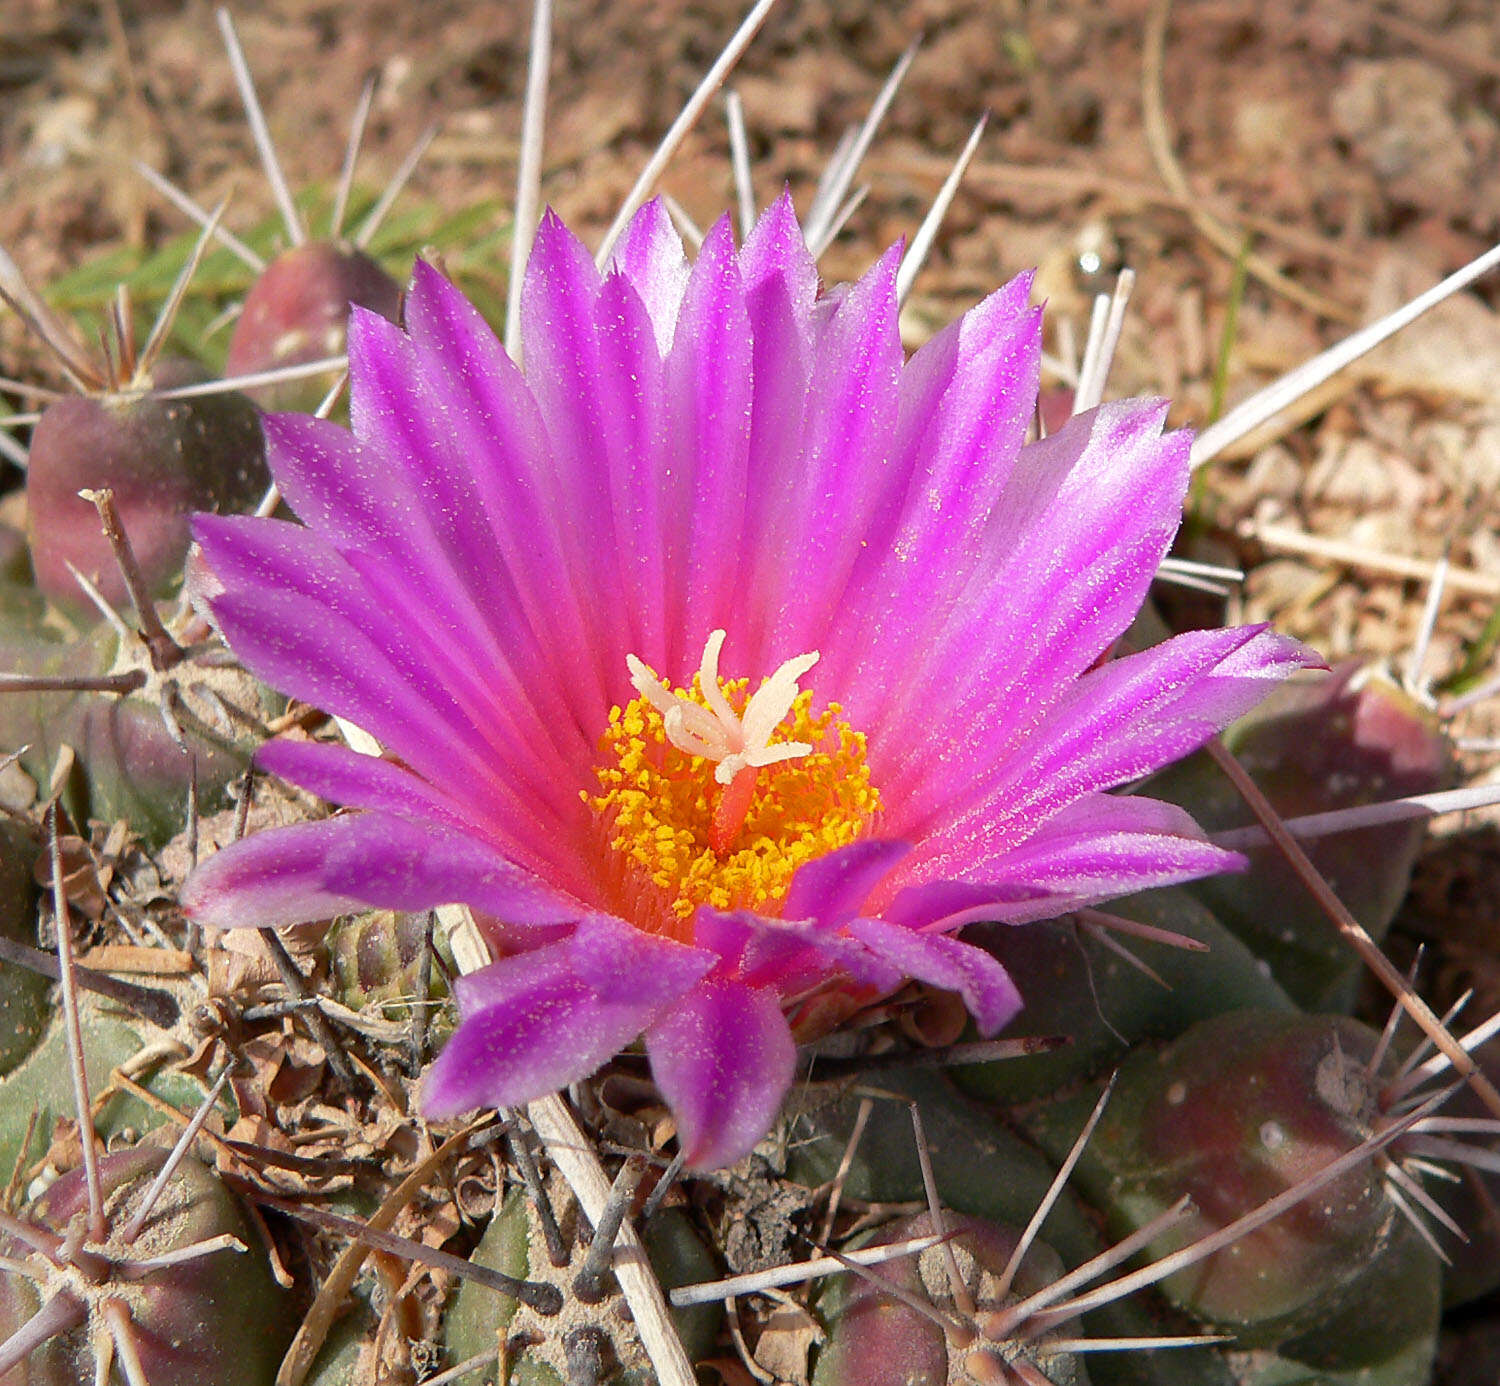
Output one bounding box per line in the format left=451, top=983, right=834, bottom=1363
left=274, top=1122, right=481, bottom=1386
left=260, top=1195, right=563, bottom=1311
left=1240, top=520, right=1500, bottom=598
left=46, top=803, right=105, bottom=1242
left=528, top=1091, right=697, bottom=1386
left=1204, top=735, right=1500, bottom=1120
left=1194, top=241, right=1500, bottom=469
left=1142, top=0, right=1353, bottom=323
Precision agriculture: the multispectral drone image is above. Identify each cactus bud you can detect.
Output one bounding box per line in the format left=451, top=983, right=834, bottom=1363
left=226, top=243, right=401, bottom=411
left=26, top=358, right=267, bottom=616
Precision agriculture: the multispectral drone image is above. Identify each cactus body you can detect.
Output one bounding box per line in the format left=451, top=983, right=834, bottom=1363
left=0, top=1147, right=294, bottom=1386
left=1061, top=1010, right=1441, bottom=1371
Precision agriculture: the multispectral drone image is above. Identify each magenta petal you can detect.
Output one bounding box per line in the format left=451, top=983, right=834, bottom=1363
left=828, top=272, right=1041, bottom=706
left=668, top=216, right=754, bottom=655
left=181, top=813, right=579, bottom=931
left=567, top=916, right=715, bottom=1004
left=256, top=411, right=388, bottom=553
left=424, top=919, right=708, bottom=1120
left=901, top=625, right=1323, bottom=855
left=842, top=918, right=1023, bottom=1034
left=763, top=243, right=905, bottom=656
left=647, top=979, right=796, bottom=1168
left=607, top=197, right=690, bottom=355
left=739, top=189, right=818, bottom=310
left=400, top=261, right=613, bottom=731
left=256, top=739, right=473, bottom=833
left=871, top=401, right=1192, bottom=794
left=892, top=794, right=1245, bottom=929
left=783, top=840, right=912, bottom=927
left=693, top=909, right=904, bottom=994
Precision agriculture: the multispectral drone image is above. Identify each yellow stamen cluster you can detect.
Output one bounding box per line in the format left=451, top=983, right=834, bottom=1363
left=586, top=676, right=880, bottom=943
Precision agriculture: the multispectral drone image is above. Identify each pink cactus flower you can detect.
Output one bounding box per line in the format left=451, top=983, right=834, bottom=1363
left=182, top=195, right=1319, bottom=1167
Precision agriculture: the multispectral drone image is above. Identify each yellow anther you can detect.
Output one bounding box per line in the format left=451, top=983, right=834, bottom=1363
left=587, top=641, right=880, bottom=943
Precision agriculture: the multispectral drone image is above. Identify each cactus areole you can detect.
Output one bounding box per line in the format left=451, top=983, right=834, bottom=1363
left=181, top=195, right=1320, bottom=1169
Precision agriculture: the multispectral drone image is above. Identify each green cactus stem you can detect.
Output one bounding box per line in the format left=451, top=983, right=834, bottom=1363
left=1046, top=1010, right=1442, bottom=1373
